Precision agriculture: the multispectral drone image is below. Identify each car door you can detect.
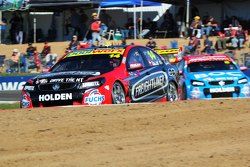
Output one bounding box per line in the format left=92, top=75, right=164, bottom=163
left=126, top=47, right=158, bottom=102
left=138, top=47, right=169, bottom=100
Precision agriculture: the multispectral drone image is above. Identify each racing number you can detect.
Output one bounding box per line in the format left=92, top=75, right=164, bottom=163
left=110, top=54, right=121, bottom=58
left=148, top=51, right=156, bottom=60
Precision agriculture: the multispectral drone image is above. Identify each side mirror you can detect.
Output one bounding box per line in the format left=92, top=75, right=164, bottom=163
left=128, top=63, right=143, bottom=71
left=240, top=66, right=247, bottom=71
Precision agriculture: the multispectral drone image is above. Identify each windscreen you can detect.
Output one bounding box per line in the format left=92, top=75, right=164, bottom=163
left=51, top=54, right=123, bottom=74
left=188, top=61, right=237, bottom=72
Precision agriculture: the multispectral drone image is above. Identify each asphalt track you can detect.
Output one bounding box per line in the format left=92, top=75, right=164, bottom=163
left=0, top=91, right=21, bottom=101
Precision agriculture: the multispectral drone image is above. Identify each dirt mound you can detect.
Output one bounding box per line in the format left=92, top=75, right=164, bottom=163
left=0, top=99, right=249, bottom=166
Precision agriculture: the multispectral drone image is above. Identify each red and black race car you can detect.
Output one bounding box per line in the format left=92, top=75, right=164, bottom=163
left=20, top=45, right=179, bottom=108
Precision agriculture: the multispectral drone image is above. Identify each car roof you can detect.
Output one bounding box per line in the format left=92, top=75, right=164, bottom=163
left=183, top=54, right=232, bottom=64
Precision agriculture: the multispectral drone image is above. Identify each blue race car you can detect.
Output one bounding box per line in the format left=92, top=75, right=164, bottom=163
left=177, top=54, right=250, bottom=99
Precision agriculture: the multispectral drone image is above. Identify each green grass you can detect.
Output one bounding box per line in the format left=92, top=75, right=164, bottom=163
left=0, top=103, right=20, bottom=110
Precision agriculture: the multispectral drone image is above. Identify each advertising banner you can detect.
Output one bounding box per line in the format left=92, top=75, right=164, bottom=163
left=0, top=75, right=34, bottom=91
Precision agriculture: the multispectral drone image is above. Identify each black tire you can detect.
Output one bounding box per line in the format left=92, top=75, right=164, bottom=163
left=112, top=82, right=126, bottom=104
left=167, top=82, right=178, bottom=101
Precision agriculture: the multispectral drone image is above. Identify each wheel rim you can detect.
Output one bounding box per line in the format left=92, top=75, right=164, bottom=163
left=167, top=82, right=178, bottom=101
left=112, top=83, right=125, bottom=104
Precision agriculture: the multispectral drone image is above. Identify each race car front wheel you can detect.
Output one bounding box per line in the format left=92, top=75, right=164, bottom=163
left=167, top=82, right=178, bottom=101
left=112, top=82, right=126, bottom=104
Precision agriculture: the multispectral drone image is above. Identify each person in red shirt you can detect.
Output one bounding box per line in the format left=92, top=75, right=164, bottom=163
left=41, top=42, right=51, bottom=59
left=90, top=13, right=101, bottom=46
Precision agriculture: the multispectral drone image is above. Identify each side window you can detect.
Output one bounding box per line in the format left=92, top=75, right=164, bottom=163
left=126, top=48, right=145, bottom=69
left=139, top=47, right=163, bottom=67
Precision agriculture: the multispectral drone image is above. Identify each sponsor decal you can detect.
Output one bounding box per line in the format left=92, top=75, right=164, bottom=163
left=131, top=71, right=168, bottom=101
left=122, top=57, right=126, bottom=64
left=104, top=85, right=110, bottom=90
left=39, top=93, right=73, bottom=102
left=155, top=49, right=179, bottom=55
left=66, top=49, right=125, bottom=58
left=209, top=87, right=235, bottom=93
left=43, top=78, right=85, bottom=83
left=84, top=89, right=105, bottom=105
left=194, top=72, right=243, bottom=80
left=52, top=84, right=60, bottom=91
left=50, top=78, right=64, bottom=83
left=21, top=94, right=30, bottom=108
left=0, top=81, right=26, bottom=91
left=109, top=53, right=121, bottom=58
left=168, top=68, right=176, bottom=76
left=218, top=80, right=225, bottom=86
left=187, top=56, right=230, bottom=64
left=39, top=71, right=100, bottom=78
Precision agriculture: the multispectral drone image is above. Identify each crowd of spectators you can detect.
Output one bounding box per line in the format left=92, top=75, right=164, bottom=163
left=6, top=42, right=57, bottom=73
left=186, top=15, right=249, bottom=54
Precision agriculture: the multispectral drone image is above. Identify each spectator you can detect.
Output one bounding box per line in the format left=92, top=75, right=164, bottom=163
left=9, top=12, right=23, bottom=44
left=25, top=43, right=41, bottom=72
left=216, top=32, right=227, bottom=51
left=6, top=49, right=28, bottom=73
left=229, top=24, right=238, bottom=48
left=185, top=36, right=200, bottom=54
left=189, top=16, right=202, bottom=38
left=68, top=35, right=80, bottom=51
left=0, top=17, right=7, bottom=43
left=121, top=38, right=127, bottom=46
left=202, top=16, right=219, bottom=36
left=90, top=13, right=101, bottom=46
left=121, top=18, right=133, bottom=39
left=9, top=49, right=20, bottom=72
left=236, top=25, right=246, bottom=49
left=146, top=37, right=157, bottom=49
left=202, top=35, right=214, bottom=54
left=100, top=23, right=108, bottom=37
left=26, top=43, right=37, bottom=57
left=40, top=42, right=57, bottom=67
left=41, top=42, right=51, bottom=60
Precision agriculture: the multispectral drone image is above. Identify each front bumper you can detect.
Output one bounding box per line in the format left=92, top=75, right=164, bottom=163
left=186, top=84, right=250, bottom=99
left=20, top=87, right=112, bottom=108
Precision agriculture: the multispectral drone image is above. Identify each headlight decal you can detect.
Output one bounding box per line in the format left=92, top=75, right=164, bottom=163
left=191, top=80, right=205, bottom=86
left=238, top=78, right=248, bottom=84
left=24, top=85, right=35, bottom=91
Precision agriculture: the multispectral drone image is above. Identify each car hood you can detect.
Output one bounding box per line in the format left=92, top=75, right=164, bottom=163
left=188, top=70, right=246, bottom=82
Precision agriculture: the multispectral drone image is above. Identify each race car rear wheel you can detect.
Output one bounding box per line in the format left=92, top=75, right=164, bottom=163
left=112, top=82, right=126, bottom=104
left=167, top=82, right=178, bottom=101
